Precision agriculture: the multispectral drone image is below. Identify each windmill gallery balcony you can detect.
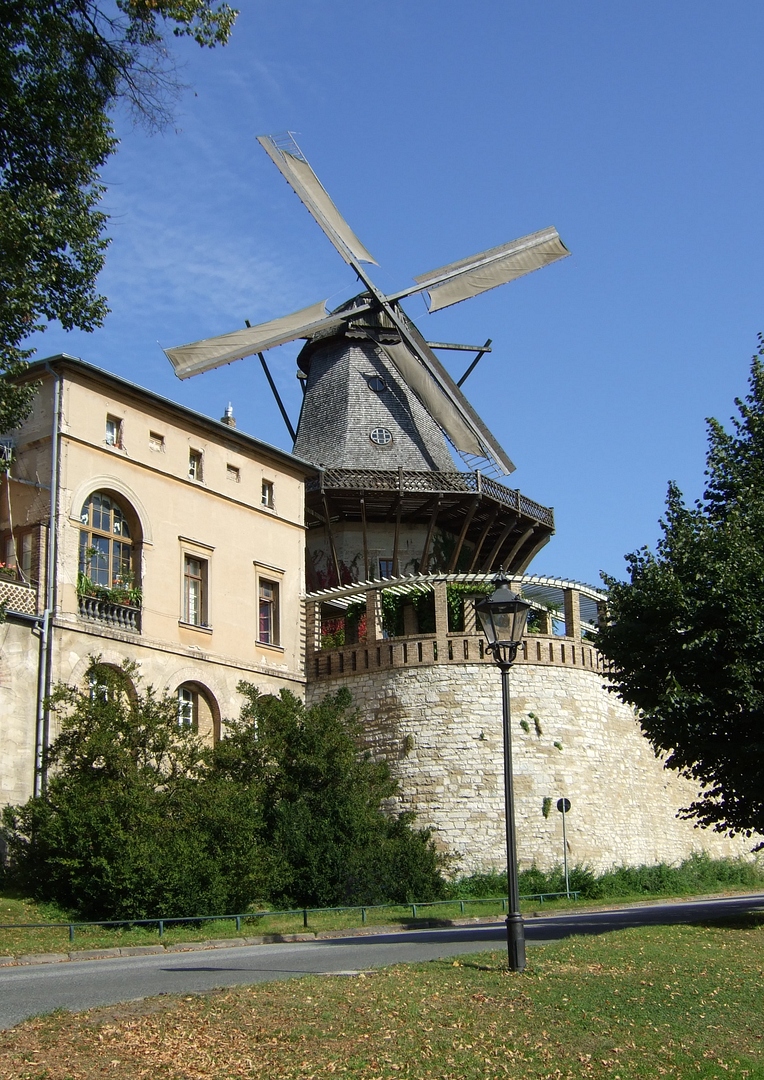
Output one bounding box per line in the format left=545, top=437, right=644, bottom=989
left=307, top=574, right=607, bottom=682
left=306, top=469, right=555, bottom=585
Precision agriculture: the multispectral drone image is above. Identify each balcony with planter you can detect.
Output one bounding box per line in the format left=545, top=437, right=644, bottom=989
left=76, top=574, right=142, bottom=634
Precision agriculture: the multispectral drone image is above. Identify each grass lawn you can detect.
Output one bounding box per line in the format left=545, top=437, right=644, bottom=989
left=1, top=915, right=762, bottom=1078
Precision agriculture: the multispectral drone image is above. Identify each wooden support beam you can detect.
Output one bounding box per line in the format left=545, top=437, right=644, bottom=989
left=392, top=495, right=402, bottom=576
left=419, top=496, right=442, bottom=573
left=515, top=530, right=552, bottom=574
left=360, top=495, right=369, bottom=582
left=402, top=493, right=440, bottom=523
left=468, top=505, right=499, bottom=572
left=447, top=495, right=480, bottom=573
left=498, top=525, right=535, bottom=573
left=322, top=492, right=342, bottom=586
left=481, top=517, right=518, bottom=573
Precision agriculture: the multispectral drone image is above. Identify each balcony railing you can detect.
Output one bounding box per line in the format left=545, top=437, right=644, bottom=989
left=0, top=577, right=38, bottom=616
left=312, top=632, right=603, bottom=680
left=78, top=595, right=141, bottom=633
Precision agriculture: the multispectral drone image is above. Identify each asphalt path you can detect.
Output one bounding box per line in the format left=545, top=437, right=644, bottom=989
left=1, top=892, right=762, bottom=1030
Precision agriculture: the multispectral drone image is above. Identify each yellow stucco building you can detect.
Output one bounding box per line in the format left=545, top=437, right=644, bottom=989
left=0, top=355, right=312, bottom=804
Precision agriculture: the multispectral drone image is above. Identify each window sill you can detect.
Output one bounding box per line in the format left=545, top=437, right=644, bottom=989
left=178, top=620, right=213, bottom=634
left=256, top=639, right=284, bottom=652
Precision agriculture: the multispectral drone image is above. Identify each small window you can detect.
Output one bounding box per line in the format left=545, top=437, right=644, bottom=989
left=367, top=374, right=386, bottom=392
left=379, top=558, right=394, bottom=579
left=105, top=416, right=122, bottom=448
left=370, top=427, right=392, bottom=446
left=227, top=464, right=240, bottom=483
left=149, top=432, right=165, bottom=452
left=177, top=686, right=198, bottom=729
left=3, top=532, right=33, bottom=581
left=188, top=449, right=203, bottom=482
left=258, top=578, right=279, bottom=645
left=183, top=555, right=208, bottom=626
left=261, top=480, right=274, bottom=508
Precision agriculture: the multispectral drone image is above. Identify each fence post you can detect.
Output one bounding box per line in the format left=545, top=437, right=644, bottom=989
left=236, top=916, right=241, bottom=932
left=158, top=920, right=164, bottom=939
left=69, top=924, right=74, bottom=942
left=303, top=909, right=308, bottom=929
left=459, top=900, right=465, bottom=914
left=361, top=908, right=366, bottom=925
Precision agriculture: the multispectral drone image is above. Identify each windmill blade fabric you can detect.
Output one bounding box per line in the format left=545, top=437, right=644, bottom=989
left=372, top=312, right=515, bottom=475
left=165, top=302, right=341, bottom=379
left=414, top=228, right=570, bottom=312
left=258, top=136, right=377, bottom=266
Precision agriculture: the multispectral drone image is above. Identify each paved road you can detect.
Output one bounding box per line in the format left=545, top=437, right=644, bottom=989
left=1, top=893, right=762, bottom=1030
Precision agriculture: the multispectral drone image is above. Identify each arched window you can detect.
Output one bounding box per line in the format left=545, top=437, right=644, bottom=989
left=79, top=492, right=137, bottom=591
left=176, top=682, right=219, bottom=742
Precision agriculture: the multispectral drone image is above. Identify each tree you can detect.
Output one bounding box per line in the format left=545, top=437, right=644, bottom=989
left=1, top=666, right=445, bottom=918
left=233, top=684, right=447, bottom=908
left=597, top=338, right=764, bottom=847
left=0, top=0, right=237, bottom=431
left=1, top=660, right=270, bottom=919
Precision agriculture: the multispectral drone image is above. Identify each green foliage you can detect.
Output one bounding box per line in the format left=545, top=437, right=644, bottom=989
left=0, top=0, right=237, bottom=430
left=447, top=853, right=764, bottom=901
left=598, top=342, right=764, bottom=845
left=0, top=660, right=269, bottom=919
left=1, top=666, right=445, bottom=918
left=542, top=796, right=552, bottom=818
left=76, top=571, right=142, bottom=607
left=236, top=684, right=446, bottom=908
left=445, top=582, right=491, bottom=633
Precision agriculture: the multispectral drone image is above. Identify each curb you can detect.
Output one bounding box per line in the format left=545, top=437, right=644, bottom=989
left=2, top=891, right=761, bottom=968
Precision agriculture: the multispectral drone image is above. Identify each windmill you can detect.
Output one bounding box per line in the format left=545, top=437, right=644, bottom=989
left=165, top=133, right=570, bottom=586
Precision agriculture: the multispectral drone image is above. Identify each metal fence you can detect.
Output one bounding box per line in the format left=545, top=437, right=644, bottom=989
left=0, top=892, right=580, bottom=943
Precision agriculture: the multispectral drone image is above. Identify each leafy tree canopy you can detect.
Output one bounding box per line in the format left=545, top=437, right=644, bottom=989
left=597, top=339, right=764, bottom=847
left=0, top=0, right=237, bottom=431
left=1, top=663, right=445, bottom=919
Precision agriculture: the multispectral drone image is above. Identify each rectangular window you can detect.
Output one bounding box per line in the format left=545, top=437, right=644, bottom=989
left=379, top=558, right=394, bottom=579
left=16, top=532, right=33, bottom=581
left=227, top=464, right=240, bottom=483
left=183, top=555, right=208, bottom=626
left=149, top=432, right=165, bottom=452
left=2, top=536, right=15, bottom=578
left=258, top=579, right=279, bottom=645
left=261, top=480, right=274, bottom=508
left=178, top=686, right=198, bottom=729
left=188, top=449, right=203, bottom=482
left=105, top=416, right=122, bottom=447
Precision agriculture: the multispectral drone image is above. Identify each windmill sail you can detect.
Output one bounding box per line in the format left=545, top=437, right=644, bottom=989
left=414, top=228, right=569, bottom=312
left=165, top=301, right=343, bottom=379
left=258, top=134, right=378, bottom=267
left=372, top=309, right=516, bottom=475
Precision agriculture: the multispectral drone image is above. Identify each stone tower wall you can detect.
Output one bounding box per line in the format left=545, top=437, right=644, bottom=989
left=306, top=657, right=753, bottom=875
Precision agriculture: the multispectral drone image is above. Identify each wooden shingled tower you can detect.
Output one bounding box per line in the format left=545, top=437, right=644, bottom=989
left=165, top=133, right=569, bottom=588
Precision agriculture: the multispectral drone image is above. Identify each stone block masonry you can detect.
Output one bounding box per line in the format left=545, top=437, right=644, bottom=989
left=307, top=660, right=753, bottom=875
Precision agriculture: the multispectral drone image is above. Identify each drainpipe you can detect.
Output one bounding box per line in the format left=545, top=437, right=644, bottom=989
left=34, top=366, right=62, bottom=797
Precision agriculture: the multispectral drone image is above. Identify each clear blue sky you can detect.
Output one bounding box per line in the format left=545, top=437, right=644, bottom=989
left=29, top=1, right=764, bottom=587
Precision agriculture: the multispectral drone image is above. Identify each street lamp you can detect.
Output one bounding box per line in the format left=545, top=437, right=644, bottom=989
left=475, top=571, right=531, bottom=972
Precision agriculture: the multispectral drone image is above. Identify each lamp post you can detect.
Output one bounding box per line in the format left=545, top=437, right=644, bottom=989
left=475, top=571, right=531, bottom=973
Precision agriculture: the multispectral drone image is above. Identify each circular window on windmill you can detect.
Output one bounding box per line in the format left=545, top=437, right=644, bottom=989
left=366, top=374, right=386, bottom=392
left=369, top=427, right=393, bottom=446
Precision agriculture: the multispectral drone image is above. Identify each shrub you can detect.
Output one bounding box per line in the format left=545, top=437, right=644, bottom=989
left=1, top=667, right=446, bottom=918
